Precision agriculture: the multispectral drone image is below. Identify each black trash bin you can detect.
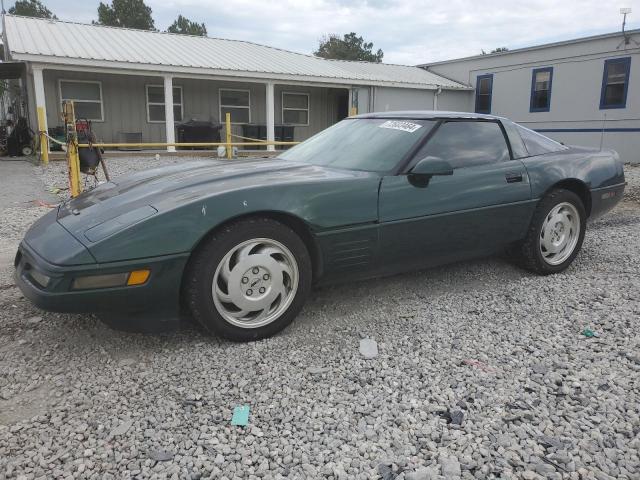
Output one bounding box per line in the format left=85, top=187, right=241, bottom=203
left=242, top=124, right=295, bottom=150
left=176, top=120, right=222, bottom=150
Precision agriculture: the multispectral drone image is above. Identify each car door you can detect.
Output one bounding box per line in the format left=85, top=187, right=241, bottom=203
left=378, top=119, right=534, bottom=274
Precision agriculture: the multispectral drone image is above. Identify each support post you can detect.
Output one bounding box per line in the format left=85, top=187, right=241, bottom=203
left=163, top=75, right=175, bottom=152
left=33, top=66, right=49, bottom=163
left=266, top=81, right=275, bottom=152
left=225, top=112, right=232, bottom=159
left=63, top=101, right=81, bottom=198
left=349, top=87, right=358, bottom=116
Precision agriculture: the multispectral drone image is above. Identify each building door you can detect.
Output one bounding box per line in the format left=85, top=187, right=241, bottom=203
left=336, top=90, right=349, bottom=122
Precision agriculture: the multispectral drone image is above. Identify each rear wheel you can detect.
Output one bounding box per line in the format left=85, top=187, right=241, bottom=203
left=515, top=188, right=586, bottom=275
left=184, top=217, right=312, bottom=341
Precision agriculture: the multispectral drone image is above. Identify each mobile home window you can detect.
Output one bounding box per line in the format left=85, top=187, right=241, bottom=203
left=600, top=57, right=631, bottom=109
left=146, top=85, right=183, bottom=123
left=282, top=92, right=309, bottom=125
left=219, top=89, right=250, bottom=124
left=474, top=74, right=493, bottom=114
left=59, top=80, right=103, bottom=121
left=530, top=67, right=553, bottom=112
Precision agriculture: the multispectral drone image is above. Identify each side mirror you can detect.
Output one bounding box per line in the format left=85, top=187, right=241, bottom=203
left=410, top=156, right=454, bottom=177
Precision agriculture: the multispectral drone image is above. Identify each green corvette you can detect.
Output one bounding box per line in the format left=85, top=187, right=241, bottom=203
left=15, top=112, right=625, bottom=341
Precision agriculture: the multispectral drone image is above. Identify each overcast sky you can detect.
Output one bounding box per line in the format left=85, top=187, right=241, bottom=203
left=48, top=0, right=635, bottom=65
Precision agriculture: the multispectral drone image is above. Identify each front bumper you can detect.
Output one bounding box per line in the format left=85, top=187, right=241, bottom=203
left=14, top=241, right=189, bottom=314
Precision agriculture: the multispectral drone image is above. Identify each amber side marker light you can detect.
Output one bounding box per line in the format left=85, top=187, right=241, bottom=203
left=127, top=269, right=151, bottom=286
left=72, top=269, right=151, bottom=290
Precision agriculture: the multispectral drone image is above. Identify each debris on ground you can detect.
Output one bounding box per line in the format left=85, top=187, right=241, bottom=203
left=449, top=409, right=465, bottom=425
left=359, top=338, right=378, bottom=359
left=461, top=358, right=495, bottom=372
left=307, top=366, right=330, bottom=375
left=231, top=405, right=250, bottom=426
left=581, top=328, right=600, bottom=338
left=377, top=462, right=396, bottom=480
left=148, top=449, right=174, bottom=462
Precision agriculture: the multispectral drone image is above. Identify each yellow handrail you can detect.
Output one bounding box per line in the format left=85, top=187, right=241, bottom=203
left=76, top=141, right=299, bottom=148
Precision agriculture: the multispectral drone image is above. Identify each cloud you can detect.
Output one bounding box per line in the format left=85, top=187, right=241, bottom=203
left=46, top=0, right=634, bottom=64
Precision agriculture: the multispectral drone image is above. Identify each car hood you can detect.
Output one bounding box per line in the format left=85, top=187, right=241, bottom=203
left=56, top=157, right=378, bottom=243
left=58, top=158, right=300, bottom=217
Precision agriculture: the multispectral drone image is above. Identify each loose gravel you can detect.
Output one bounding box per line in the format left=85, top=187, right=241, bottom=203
left=0, top=156, right=639, bottom=480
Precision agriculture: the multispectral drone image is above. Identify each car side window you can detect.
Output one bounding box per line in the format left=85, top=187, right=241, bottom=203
left=516, top=124, right=568, bottom=157
left=417, top=121, right=511, bottom=169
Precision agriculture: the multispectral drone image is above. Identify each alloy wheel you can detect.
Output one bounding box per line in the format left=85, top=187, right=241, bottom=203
left=211, top=238, right=299, bottom=328
left=539, top=202, right=581, bottom=266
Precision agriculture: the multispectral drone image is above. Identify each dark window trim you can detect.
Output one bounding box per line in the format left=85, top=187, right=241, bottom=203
left=599, top=57, right=631, bottom=110
left=474, top=74, right=493, bottom=114
left=529, top=66, right=553, bottom=113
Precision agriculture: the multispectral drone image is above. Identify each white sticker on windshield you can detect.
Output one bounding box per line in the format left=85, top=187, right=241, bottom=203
left=378, top=120, right=423, bottom=133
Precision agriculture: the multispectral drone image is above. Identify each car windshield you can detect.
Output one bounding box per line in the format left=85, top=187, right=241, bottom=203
left=279, top=118, right=436, bottom=173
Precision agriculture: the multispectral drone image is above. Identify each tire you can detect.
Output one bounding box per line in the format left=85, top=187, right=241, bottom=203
left=515, top=188, right=586, bottom=275
left=184, top=217, right=312, bottom=341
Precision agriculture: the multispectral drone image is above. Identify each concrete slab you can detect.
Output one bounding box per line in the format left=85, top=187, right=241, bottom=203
left=0, top=160, right=58, bottom=211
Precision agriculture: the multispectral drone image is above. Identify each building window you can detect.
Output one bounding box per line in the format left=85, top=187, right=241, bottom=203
left=475, top=74, right=493, bottom=114
left=282, top=92, right=309, bottom=126
left=146, top=85, right=183, bottom=123
left=219, top=89, right=250, bottom=124
left=600, top=57, right=631, bottom=109
left=530, top=67, right=553, bottom=112
left=59, top=80, right=103, bottom=121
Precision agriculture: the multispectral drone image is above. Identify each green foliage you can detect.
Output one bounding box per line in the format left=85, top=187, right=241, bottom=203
left=8, top=0, right=57, bottom=19
left=315, top=32, right=383, bottom=63
left=490, top=47, right=509, bottom=53
left=95, top=0, right=155, bottom=30
left=167, top=15, right=207, bottom=36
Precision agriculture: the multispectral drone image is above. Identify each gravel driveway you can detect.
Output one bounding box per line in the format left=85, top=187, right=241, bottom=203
left=1, top=157, right=639, bottom=480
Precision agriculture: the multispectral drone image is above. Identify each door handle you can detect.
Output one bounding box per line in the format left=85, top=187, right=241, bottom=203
left=505, top=172, right=523, bottom=183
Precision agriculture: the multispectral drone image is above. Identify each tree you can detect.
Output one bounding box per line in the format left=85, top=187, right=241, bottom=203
left=315, top=32, right=383, bottom=63
left=95, top=0, right=155, bottom=30
left=167, top=15, right=207, bottom=36
left=8, top=0, right=57, bottom=19
left=490, top=47, right=509, bottom=53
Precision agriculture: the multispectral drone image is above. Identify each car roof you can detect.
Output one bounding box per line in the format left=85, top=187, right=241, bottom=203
left=353, top=110, right=504, bottom=121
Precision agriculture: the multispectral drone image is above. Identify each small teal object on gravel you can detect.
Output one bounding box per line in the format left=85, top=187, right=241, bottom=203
left=582, top=328, right=598, bottom=338
left=231, top=405, right=250, bottom=426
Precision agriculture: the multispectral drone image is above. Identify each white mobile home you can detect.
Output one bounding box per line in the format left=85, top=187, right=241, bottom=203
left=420, top=29, right=640, bottom=163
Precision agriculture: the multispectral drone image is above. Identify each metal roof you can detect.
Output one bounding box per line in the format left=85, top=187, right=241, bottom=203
left=419, top=28, right=640, bottom=67
left=3, top=15, right=468, bottom=90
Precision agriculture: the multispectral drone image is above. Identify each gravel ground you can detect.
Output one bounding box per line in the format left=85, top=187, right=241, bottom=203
left=0, top=156, right=639, bottom=480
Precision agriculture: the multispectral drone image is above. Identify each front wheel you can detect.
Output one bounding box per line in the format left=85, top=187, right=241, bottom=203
left=515, top=188, right=586, bottom=275
left=184, top=217, right=312, bottom=341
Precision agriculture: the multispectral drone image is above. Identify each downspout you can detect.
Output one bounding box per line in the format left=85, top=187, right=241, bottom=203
left=1, top=0, right=8, bottom=61
left=433, top=86, right=442, bottom=111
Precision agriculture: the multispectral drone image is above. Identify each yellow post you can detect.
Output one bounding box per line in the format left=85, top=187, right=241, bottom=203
left=63, top=101, right=82, bottom=198
left=349, top=107, right=358, bottom=117
left=37, top=106, right=49, bottom=165
left=225, top=112, right=232, bottom=159
left=68, top=137, right=82, bottom=198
